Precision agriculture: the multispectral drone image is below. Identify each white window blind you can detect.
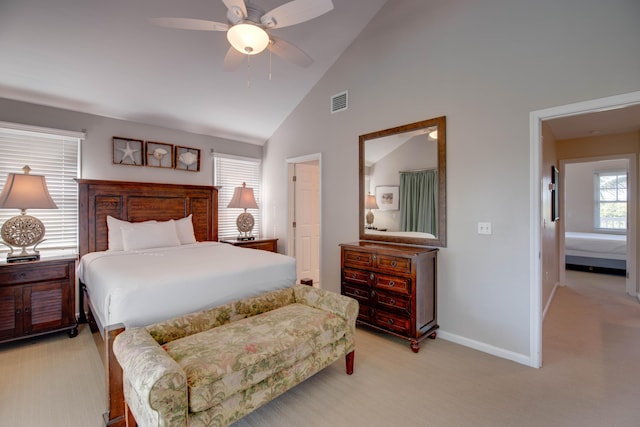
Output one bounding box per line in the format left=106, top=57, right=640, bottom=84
left=213, top=153, right=262, bottom=240
left=0, top=122, right=83, bottom=254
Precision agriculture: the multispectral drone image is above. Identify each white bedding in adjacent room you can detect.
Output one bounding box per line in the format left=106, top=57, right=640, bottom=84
left=78, top=242, right=296, bottom=329
left=565, top=231, right=627, bottom=260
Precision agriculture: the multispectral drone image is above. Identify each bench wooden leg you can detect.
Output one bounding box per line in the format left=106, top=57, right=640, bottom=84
left=345, top=351, right=354, bottom=375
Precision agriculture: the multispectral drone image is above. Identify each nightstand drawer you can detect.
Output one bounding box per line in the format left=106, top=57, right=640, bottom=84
left=0, top=262, right=71, bottom=286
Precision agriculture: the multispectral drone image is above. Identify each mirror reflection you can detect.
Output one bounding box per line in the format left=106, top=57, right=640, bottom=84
left=359, top=116, right=446, bottom=247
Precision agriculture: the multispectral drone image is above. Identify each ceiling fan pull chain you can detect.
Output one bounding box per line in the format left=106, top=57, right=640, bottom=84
left=246, top=55, right=251, bottom=88
left=269, top=42, right=272, bottom=81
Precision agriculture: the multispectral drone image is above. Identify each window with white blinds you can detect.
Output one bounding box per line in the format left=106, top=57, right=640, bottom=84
left=213, top=153, right=262, bottom=240
left=0, top=122, right=83, bottom=254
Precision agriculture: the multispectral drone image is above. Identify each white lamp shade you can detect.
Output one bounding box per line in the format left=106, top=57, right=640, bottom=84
left=365, top=194, right=379, bottom=210
left=227, top=23, right=270, bottom=55
left=0, top=172, right=57, bottom=210
left=227, top=182, right=259, bottom=209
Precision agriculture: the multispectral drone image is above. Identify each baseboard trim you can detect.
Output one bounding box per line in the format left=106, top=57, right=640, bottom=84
left=436, top=330, right=535, bottom=367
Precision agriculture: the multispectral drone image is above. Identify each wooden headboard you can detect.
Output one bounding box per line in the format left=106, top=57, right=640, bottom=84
left=77, top=179, right=218, bottom=257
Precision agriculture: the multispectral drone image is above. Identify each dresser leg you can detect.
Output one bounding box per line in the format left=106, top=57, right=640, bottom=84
left=410, top=341, right=420, bottom=353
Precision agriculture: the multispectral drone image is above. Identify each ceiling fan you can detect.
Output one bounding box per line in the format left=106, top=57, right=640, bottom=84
left=151, top=0, right=334, bottom=71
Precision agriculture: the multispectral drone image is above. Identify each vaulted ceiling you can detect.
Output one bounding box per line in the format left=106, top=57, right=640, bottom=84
left=0, top=0, right=387, bottom=145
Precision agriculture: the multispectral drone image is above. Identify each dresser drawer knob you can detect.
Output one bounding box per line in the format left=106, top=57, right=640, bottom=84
left=388, top=318, right=394, bottom=325
left=389, top=281, right=395, bottom=287
left=354, top=289, right=360, bottom=295
left=389, top=298, right=395, bottom=304
left=19, top=272, right=26, bottom=279
left=355, top=256, right=360, bottom=261
left=391, top=260, right=397, bottom=267
left=370, top=273, right=375, bottom=280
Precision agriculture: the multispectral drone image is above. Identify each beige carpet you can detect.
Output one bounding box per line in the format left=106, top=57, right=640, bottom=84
left=1, top=270, right=638, bottom=426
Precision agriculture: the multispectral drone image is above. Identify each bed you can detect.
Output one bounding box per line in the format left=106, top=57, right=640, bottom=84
left=76, top=179, right=296, bottom=426
left=565, top=231, right=627, bottom=275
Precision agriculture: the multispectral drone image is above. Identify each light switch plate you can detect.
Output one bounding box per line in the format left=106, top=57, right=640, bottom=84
left=478, top=222, right=492, bottom=235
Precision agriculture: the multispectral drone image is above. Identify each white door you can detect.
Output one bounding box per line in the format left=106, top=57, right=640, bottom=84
left=288, top=158, right=321, bottom=286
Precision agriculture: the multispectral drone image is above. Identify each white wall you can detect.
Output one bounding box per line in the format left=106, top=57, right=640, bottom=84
left=0, top=97, right=262, bottom=185
left=262, top=0, right=640, bottom=362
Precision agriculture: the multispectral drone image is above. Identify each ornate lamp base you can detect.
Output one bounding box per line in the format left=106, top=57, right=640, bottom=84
left=1, top=214, right=45, bottom=263
left=236, top=211, right=255, bottom=241
left=366, top=210, right=375, bottom=229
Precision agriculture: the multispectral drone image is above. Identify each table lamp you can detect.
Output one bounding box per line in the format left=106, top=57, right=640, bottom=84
left=227, top=182, right=259, bottom=241
left=365, top=193, right=379, bottom=229
left=0, top=165, right=58, bottom=262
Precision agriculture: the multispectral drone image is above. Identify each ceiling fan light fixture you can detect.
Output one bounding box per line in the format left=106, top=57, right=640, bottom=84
left=227, top=23, right=270, bottom=55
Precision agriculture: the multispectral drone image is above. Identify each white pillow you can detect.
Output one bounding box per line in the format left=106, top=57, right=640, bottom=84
left=106, top=216, right=150, bottom=251
left=120, top=220, right=181, bottom=251
left=175, top=214, right=197, bottom=244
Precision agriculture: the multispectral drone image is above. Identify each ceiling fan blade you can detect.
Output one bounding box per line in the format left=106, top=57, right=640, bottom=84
left=261, top=0, right=334, bottom=29
left=223, top=47, right=246, bottom=71
left=222, top=0, right=248, bottom=25
left=150, top=17, right=228, bottom=32
left=269, top=36, right=313, bottom=68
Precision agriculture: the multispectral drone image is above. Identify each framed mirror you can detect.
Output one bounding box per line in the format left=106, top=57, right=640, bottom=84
left=359, top=116, right=446, bottom=247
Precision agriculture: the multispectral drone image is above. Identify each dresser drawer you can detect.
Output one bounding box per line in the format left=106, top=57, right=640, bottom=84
left=342, top=283, right=371, bottom=304
left=376, top=254, right=412, bottom=274
left=373, top=273, right=411, bottom=295
left=342, top=268, right=371, bottom=287
left=373, top=309, right=411, bottom=335
left=373, top=290, right=411, bottom=314
left=0, top=262, right=71, bottom=286
left=357, top=305, right=374, bottom=323
left=343, top=250, right=373, bottom=269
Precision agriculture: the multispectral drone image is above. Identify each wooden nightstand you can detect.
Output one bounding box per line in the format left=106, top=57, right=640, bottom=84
left=0, top=257, right=78, bottom=344
left=220, top=238, right=278, bottom=253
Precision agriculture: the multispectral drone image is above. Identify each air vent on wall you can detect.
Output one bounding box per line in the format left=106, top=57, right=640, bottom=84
left=331, top=91, right=348, bottom=113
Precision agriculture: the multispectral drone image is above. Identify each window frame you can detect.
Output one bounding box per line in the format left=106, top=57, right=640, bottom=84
left=213, top=152, right=262, bottom=240
left=594, top=169, right=627, bottom=232
left=0, top=121, right=84, bottom=257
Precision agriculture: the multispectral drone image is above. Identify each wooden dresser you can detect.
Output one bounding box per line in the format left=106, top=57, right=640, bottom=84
left=340, top=241, right=438, bottom=352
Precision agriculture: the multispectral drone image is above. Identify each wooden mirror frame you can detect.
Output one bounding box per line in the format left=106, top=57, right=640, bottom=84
left=359, top=116, right=446, bottom=247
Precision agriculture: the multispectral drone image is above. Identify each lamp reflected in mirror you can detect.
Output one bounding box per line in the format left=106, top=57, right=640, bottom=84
left=0, top=165, right=58, bottom=262
left=365, top=193, right=379, bottom=229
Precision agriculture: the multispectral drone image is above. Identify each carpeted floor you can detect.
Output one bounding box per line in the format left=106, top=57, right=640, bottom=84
left=1, top=270, right=638, bottom=426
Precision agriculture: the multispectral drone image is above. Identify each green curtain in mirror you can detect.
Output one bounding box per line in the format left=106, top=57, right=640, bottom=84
left=400, top=170, right=437, bottom=234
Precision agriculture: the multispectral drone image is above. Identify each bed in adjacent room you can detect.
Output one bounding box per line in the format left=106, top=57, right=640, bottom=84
left=565, top=231, right=627, bottom=275
left=76, top=179, right=296, bottom=426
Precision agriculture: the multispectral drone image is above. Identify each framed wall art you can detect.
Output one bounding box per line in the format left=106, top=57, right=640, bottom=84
left=113, top=137, right=144, bottom=166
left=145, top=141, right=173, bottom=168
left=550, top=165, right=559, bottom=221
left=376, top=185, right=399, bottom=210
left=175, top=146, right=200, bottom=172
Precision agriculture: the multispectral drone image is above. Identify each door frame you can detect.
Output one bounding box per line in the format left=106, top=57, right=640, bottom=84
left=559, top=155, right=637, bottom=295
left=530, top=90, right=640, bottom=368
left=286, top=153, right=322, bottom=285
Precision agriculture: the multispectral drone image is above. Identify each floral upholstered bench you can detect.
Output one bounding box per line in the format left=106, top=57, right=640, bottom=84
left=113, top=285, right=358, bottom=427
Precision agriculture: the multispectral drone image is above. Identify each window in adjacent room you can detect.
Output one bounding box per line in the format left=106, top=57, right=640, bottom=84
left=595, top=170, right=627, bottom=231
left=213, top=153, right=262, bottom=239
left=0, top=122, right=83, bottom=256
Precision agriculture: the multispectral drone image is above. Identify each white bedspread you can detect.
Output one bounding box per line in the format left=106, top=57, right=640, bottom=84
left=565, top=231, right=627, bottom=260
left=78, top=242, right=296, bottom=329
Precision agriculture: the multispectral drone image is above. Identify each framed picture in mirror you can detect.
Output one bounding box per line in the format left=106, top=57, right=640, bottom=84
left=376, top=185, right=399, bottom=210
